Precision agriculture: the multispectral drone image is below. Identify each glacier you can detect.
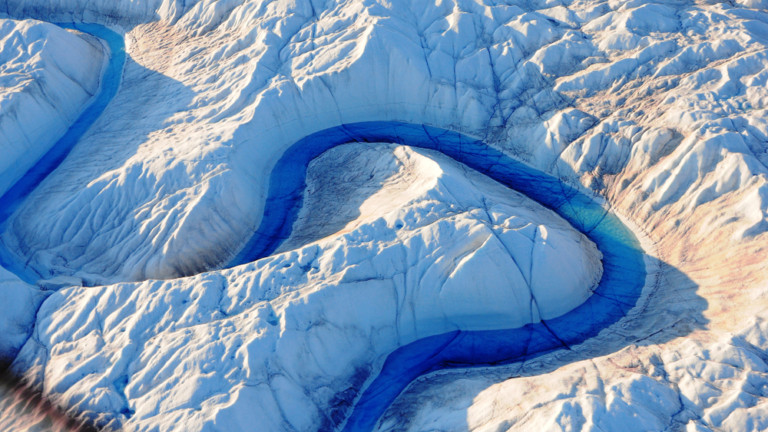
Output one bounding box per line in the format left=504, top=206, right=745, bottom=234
left=0, top=0, right=767, bottom=431
left=0, top=22, right=125, bottom=286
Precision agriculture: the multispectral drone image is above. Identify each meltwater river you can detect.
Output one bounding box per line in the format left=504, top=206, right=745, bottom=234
left=0, top=24, right=645, bottom=432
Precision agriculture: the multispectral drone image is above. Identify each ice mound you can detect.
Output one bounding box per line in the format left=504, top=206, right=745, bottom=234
left=10, top=143, right=601, bottom=431
left=282, top=143, right=603, bottom=324
left=0, top=18, right=104, bottom=197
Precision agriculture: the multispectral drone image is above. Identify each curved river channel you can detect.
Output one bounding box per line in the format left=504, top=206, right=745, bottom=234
left=0, top=23, right=125, bottom=284
left=0, top=24, right=647, bottom=432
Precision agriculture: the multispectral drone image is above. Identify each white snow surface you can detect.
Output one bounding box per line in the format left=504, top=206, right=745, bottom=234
left=0, top=0, right=767, bottom=431
left=0, top=18, right=104, bottom=197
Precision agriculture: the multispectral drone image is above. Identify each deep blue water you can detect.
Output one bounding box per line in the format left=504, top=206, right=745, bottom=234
left=224, top=122, right=646, bottom=431
left=0, top=23, right=125, bottom=284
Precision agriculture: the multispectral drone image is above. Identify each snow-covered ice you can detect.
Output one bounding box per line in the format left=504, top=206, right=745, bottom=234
left=0, top=0, right=767, bottom=431
left=0, top=19, right=104, bottom=197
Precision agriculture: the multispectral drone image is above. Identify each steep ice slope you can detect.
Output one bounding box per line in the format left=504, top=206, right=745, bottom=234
left=276, top=144, right=447, bottom=254
left=0, top=18, right=104, bottom=196
left=0, top=0, right=767, bottom=431
left=10, top=143, right=602, bottom=431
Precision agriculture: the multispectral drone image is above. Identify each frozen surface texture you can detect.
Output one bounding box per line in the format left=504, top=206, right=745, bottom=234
left=0, top=18, right=104, bottom=197
left=10, top=142, right=603, bottom=430
left=0, top=17, right=103, bottom=370
left=377, top=318, right=768, bottom=432
left=0, top=267, right=44, bottom=366
left=0, top=0, right=767, bottom=431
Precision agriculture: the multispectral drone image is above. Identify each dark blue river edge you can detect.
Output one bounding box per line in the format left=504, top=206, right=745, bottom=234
left=0, top=23, right=126, bottom=284
left=225, top=122, right=646, bottom=431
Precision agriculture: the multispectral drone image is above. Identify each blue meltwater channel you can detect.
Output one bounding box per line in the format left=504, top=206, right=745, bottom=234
left=226, top=122, right=646, bottom=431
left=0, top=22, right=644, bottom=431
left=0, top=23, right=125, bottom=283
